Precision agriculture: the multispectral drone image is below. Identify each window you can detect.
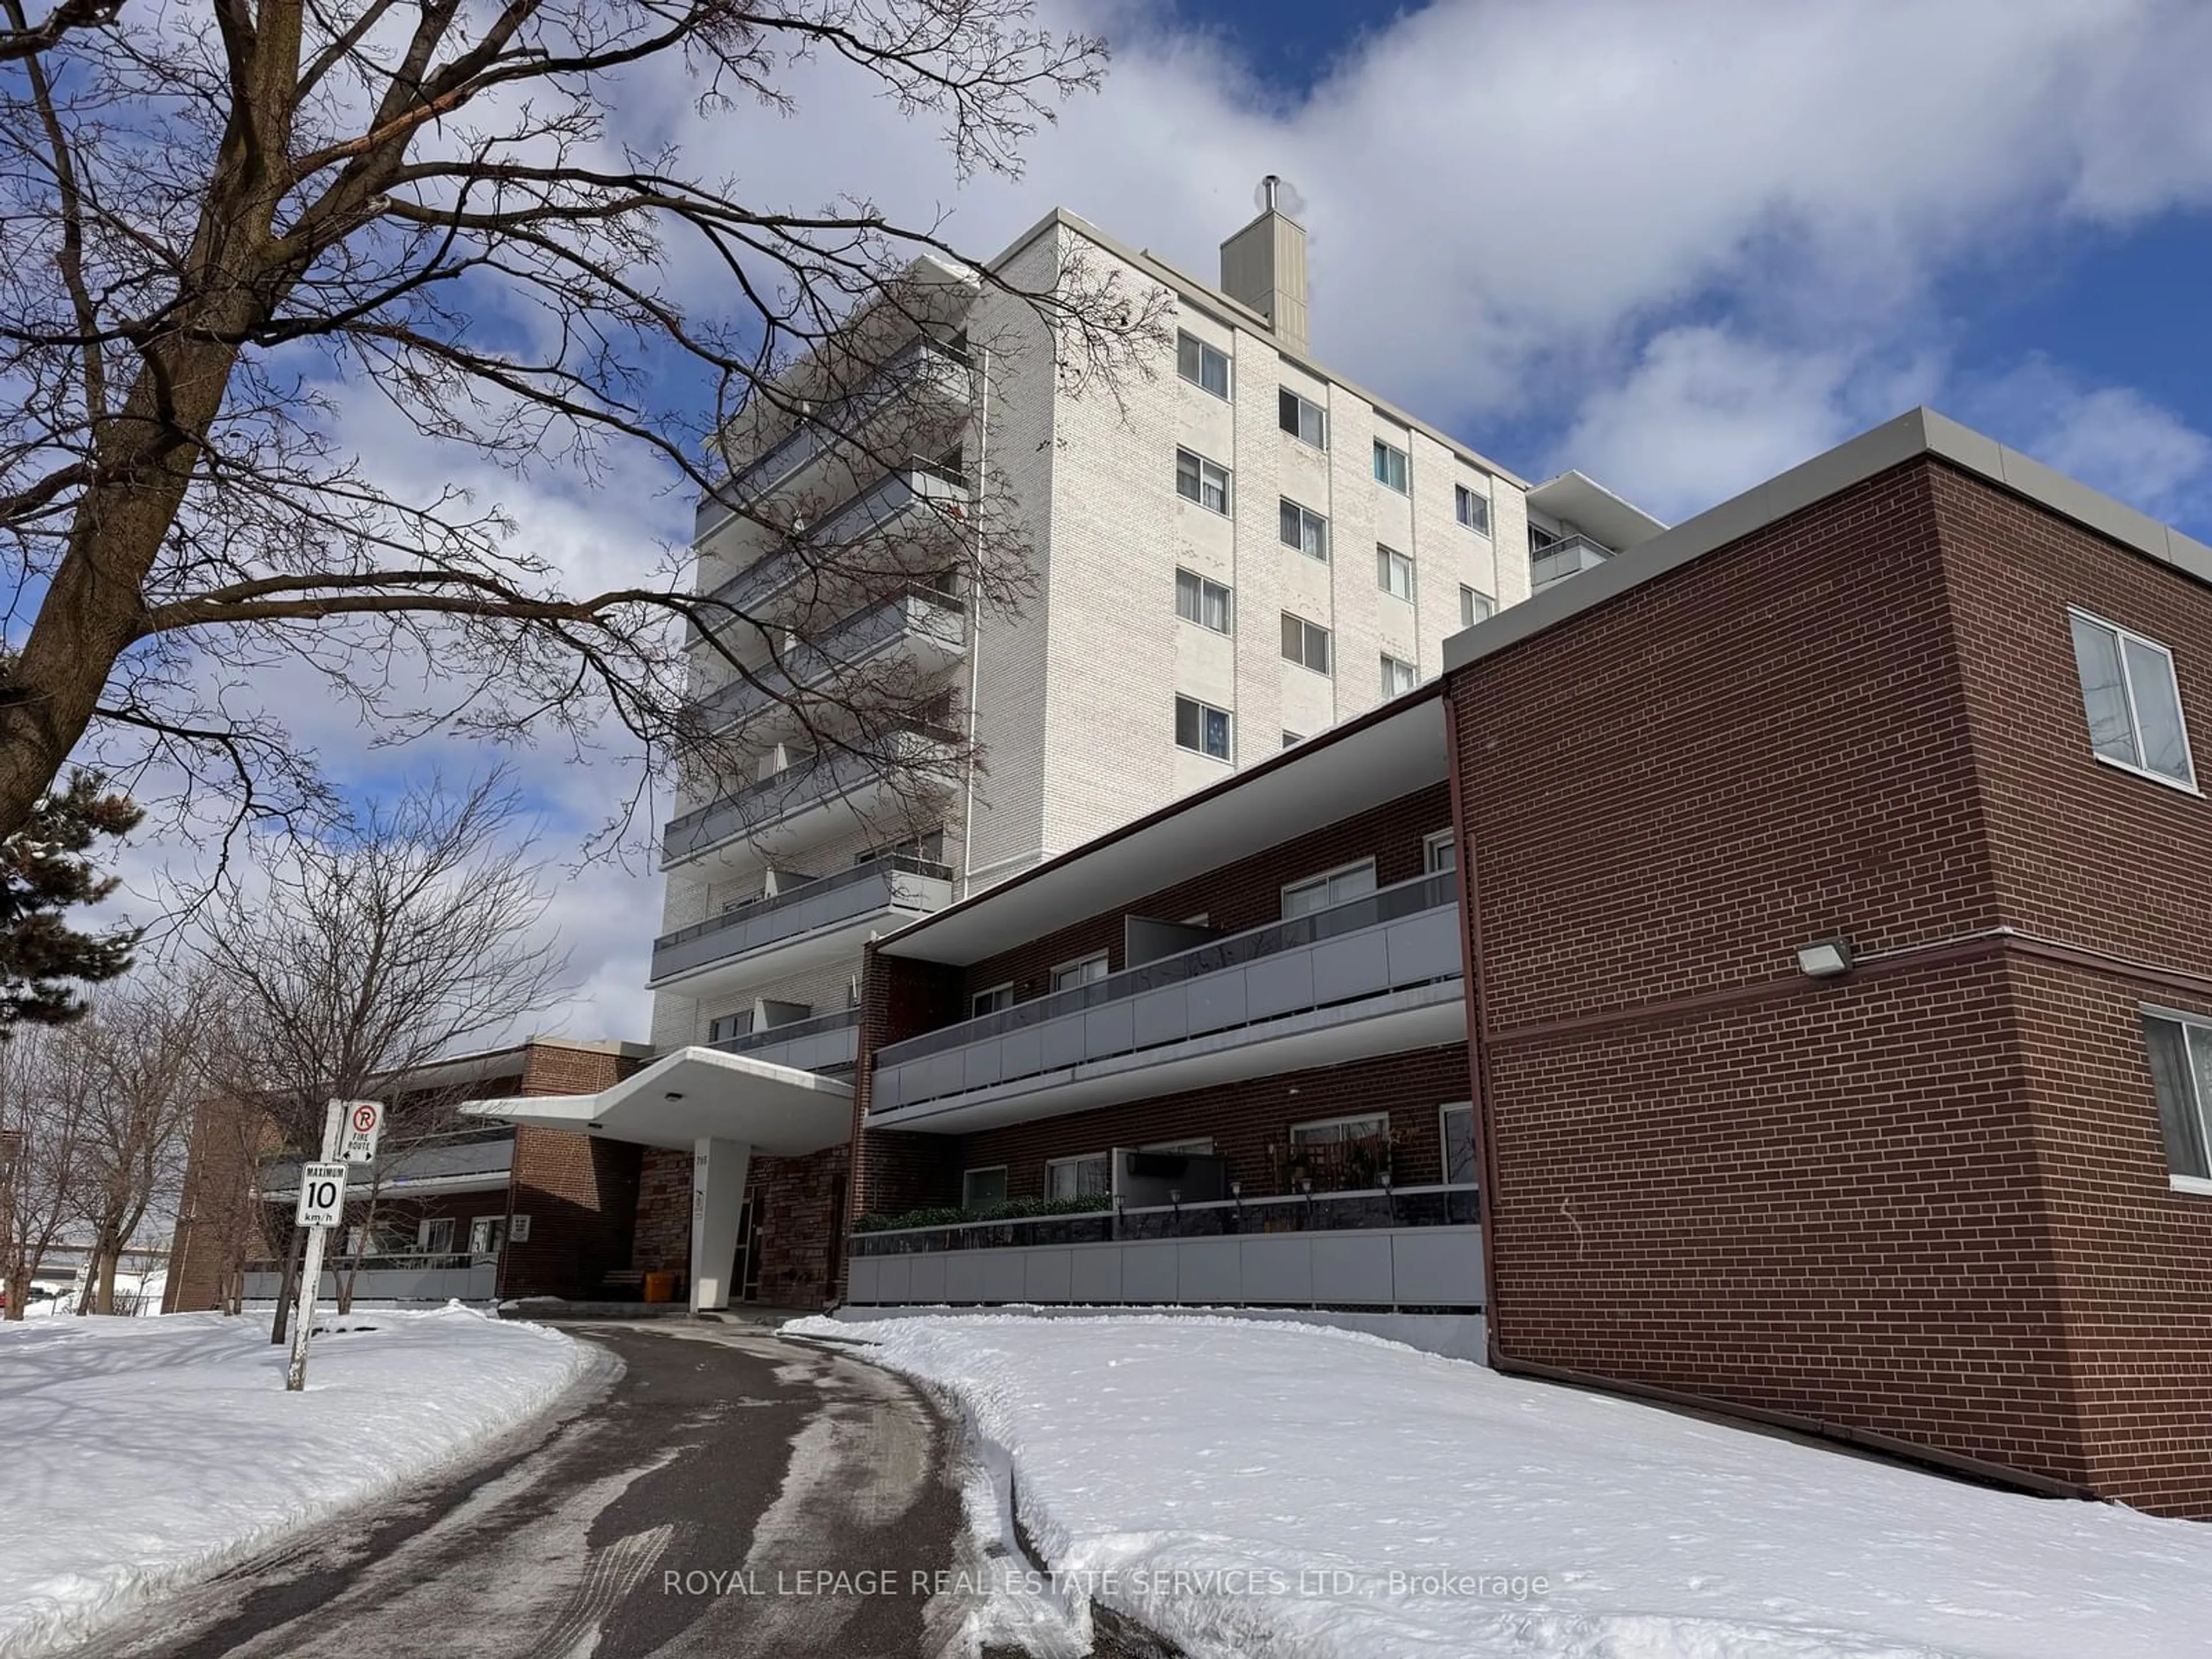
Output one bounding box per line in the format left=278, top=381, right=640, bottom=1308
left=1175, top=567, right=1233, bottom=634
left=1175, top=695, right=1233, bottom=760
left=1290, top=1113, right=1389, bottom=1145
left=1373, top=437, right=1409, bottom=493
left=1051, top=953, right=1108, bottom=991
left=971, top=983, right=1014, bottom=1018
left=1440, top=1103, right=1476, bottom=1185
left=1460, top=585, right=1495, bottom=628
left=2142, top=1011, right=2212, bottom=1188
left=468, top=1217, right=506, bottom=1257
left=1528, top=522, right=1559, bottom=555
left=1279, top=498, right=1330, bottom=562
left=1377, top=544, right=1415, bottom=601
left=1282, top=858, right=1377, bottom=918
left=1177, top=331, right=1229, bottom=398
left=2069, top=608, right=2195, bottom=790
left=1280, top=612, right=1332, bottom=675
left=1455, top=482, right=1492, bottom=536
left=1278, top=388, right=1327, bottom=449
left=1380, top=653, right=1418, bottom=697
left=417, top=1217, right=455, bottom=1255
left=1145, top=1138, right=1215, bottom=1155
left=1176, top=447, right=1231, bottom=514
left=1282, top=730, right=1305, bottom=749
left=1424, top=828, right=1456, bottom=873
left=707, top=1011, right=753, bottom=1045
left=1047, top=1153, right=1112, bottom=1199
left=962, top=1166, right=1009, bottom=1210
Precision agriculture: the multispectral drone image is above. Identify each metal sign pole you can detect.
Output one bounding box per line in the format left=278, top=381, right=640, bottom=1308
left=285, top=1099, right=347, bottom=1393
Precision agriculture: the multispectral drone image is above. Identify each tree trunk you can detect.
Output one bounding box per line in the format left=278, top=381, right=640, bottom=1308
left=92, top=1230, right=119, bottom=1316
left=2, top=1250, right=24, bottom=1321
left=268, top=1222, right=306, bottom=1343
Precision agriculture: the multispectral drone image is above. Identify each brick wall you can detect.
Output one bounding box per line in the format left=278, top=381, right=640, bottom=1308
left=1929, top=463, right=2212, bottom=1512
left=163, top=1097, right=276, bottom=1313
left=2006, top=957, right=2212, bottom=1513
left=751, top=1146, right=850, bottom=1309
left=634, top=1147, right=691, bottom=1278
left=497, top=1043, right=646, bottom=1300
left=1449, top=453, right=2212, bottom=1514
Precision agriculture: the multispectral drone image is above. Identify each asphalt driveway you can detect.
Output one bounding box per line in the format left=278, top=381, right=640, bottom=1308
left=68, top=1323, right=985, bottom=1658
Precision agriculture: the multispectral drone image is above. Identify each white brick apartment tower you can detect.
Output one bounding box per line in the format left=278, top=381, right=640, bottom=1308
left=646, top=190, right=1664, bottom=1074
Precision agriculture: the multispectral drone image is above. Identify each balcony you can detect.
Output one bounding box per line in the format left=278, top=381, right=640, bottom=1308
left=690, top=588, right=968, bottom=737
left=846, top=1184, right=1482, bottom=1310
left=260, top=1127, right=514, bottom=1201
left=651, top=856, right=955, bottom=994
left=692, top=461, right=971, bottom=630
left=869, top=872, right=1465, bottom=1133
left=1531, top=533, right=1615, bottom=590
left=661, top=719, right=958, bottom=876
left=710, top=1006, right=863, bottom=1075
left=243, top=1252, right=498, bottom=1306
left=694, top=338, right=974, bottom=542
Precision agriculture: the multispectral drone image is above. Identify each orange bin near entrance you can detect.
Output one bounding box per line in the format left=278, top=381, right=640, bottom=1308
left=641, top=1271, right=680, bottom=1304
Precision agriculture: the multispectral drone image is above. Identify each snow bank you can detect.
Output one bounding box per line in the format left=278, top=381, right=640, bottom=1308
left=0, top=1306, right=590, bottom=1659
left=794, top=1312, right=2212, bottom=1659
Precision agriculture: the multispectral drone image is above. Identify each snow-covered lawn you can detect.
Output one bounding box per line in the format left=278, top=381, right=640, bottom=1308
left=0, top=1307, right=590, bottom=1659
left=794, top=1313, right=2212, bottom=1659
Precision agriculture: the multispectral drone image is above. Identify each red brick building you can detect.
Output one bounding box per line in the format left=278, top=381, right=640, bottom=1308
left=165, top=1037, right=661, bottom=1313
left=1445, top=408, right=2212, bottom=1517
left=834, top=408, right=2212, bottom=1517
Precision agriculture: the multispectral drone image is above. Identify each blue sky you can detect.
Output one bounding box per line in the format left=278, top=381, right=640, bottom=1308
left=104, top=0, right=2212, bottom=1041
left=1138, top=0, right=2212, bottom=540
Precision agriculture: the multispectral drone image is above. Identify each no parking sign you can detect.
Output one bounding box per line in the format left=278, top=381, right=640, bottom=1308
left=338, top=1099, right=383, bottom=1165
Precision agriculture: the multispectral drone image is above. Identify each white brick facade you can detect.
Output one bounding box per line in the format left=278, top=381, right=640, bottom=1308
left=647, top=206, right=1622, bottom=1060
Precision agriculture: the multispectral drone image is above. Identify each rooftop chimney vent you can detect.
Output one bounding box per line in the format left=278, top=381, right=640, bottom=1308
left=1219, top=177, right=1309, bottom=353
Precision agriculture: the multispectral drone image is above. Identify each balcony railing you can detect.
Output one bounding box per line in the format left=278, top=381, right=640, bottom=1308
left=851, top=1184, right=1480, bottom=1256
left=661, top=718, right=959, bottom=866
left=1531, top=533, right=1615, bottom=590
left=878, top=870, right=1459, bottom=1069
left=696, top=338, right=973, bottom=536
left=242, top=1252, right=499, bottom=1304
left=652, top=855, right=954, bottom=984
left=707, top=1006, right=862, bottom=1074
left=691, top=588, right=967, bottom=732
left=694, top=460, right=971, bottom=624
left=844, top=1184, right=1484, bottom=1309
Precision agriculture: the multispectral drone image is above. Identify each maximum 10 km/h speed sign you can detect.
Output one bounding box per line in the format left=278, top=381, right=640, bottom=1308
left=296, top=1162, right=349, bottom=1228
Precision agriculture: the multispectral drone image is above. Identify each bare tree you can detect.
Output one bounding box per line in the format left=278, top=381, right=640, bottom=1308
left=0, top=1024, right=90, bottom=1320
left=69, top=976, right=209, bottom=1313
left=191, top=768, right=567, bottom=1337
left=0, top=0, right=1164, bottom=855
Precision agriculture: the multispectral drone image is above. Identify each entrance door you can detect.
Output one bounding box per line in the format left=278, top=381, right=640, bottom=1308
left=732, top=1194, right=763, bottom=1304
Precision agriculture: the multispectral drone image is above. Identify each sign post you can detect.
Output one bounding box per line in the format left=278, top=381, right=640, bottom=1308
left=285, top=1099, right=380, bottom=1392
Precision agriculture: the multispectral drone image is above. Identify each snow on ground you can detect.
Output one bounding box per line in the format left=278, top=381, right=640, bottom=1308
left=0, top=1306, right=590, bottom=1659
left=793, top=1313, right=2212, bottom=1659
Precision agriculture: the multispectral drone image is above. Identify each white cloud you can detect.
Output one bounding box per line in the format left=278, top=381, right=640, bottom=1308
left=1957, top=358, right=2212, bottom=524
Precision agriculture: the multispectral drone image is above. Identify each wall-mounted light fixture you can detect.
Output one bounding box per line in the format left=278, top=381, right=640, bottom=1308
left=1797, top=938, right=1854, bottom=979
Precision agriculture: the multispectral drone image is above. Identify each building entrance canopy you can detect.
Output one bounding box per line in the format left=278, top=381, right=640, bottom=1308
left=467, top=1045, right=851, bottom=1157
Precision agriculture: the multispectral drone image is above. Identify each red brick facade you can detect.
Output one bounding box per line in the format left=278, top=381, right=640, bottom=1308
left=850, top=783, right=1458, bottom=1227
left=1450, top=455, right=2212, bottom=1516
left=633, top=1147, right=692, bottom=1279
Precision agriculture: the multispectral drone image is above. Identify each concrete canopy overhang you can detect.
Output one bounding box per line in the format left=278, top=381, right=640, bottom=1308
left=465, top=1045, right=853, bottom=1157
